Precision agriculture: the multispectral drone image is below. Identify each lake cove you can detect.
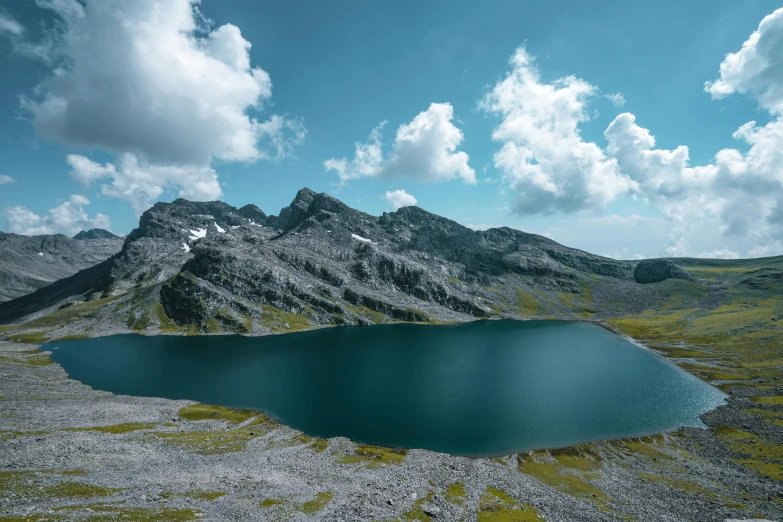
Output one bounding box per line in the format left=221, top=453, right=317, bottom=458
left=46, top=320, right=726, bottom=457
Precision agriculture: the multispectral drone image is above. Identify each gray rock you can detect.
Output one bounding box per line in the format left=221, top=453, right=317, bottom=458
left=633, top=258, right=695, bottom=284
left=0, top=231, right=123, bottom=303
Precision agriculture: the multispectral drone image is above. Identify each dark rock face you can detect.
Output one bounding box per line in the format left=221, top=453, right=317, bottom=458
left=0, top=189, right=651, bottom=329
left=633, top=259, right=695, bottom=284
left=0, top=232, right=123, bottom=302
left=73, top=229, right=118, bottom=240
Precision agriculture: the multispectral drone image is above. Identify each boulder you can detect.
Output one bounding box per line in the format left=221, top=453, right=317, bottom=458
left=633, top=259, right=694, bottom=284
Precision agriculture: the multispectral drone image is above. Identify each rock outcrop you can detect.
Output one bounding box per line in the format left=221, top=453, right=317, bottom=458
left=633, top=259, right=695, bottom=284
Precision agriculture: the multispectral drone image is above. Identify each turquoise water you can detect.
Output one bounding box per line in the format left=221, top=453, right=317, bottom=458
left=46, top=320, right=726, bottom=456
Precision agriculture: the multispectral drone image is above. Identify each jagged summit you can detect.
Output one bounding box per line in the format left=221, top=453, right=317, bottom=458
left=73, top=228, right=117, bottom=240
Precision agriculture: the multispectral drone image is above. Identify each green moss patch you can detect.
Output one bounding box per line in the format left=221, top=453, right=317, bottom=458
left=401, top=491, right=434, bottom=522
left=43, top=482, right=119, bottom=498
left=155, top=416, right=275, bottom=455
left=66, top=422, right=156, bottom=435
left=518, top=452, right=609, bottom=510
left=178, top=404, right=259, bottom=424
left=301, top=491, right=333, bottom=515
left=259, top=305, right=311, bottom=332
left=476, top=487, right=542, bottom=522
left=338, top=445, right=407, bottom=468
left=515, top=288, right=540, bottom=315
left=715, top=425, right=783, bottom=481
left=5, top=332, right=51, bottom=345
left=443, top=482, right=466, bottom=507
left=0, top=353, right=53, bottom=366
left=186, top=490, right=226, bottom=502
left=751, top=395, right=783, bottom=406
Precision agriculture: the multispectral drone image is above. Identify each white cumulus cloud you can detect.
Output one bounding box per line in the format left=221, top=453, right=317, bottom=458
left=15, top=0, right=304, bottom=213
left=4, top=194, right=110, bottom=236
left=384, top=189, right=418, bottom=211
left=480, top=47, right=636, bottom=215
left=0, top=174, right=16, bottom=184
left=704, top=7, right=783, bottom=114
left=67, top=154, right=222, bottom=214
left=325, top=102, right=475, bottom=185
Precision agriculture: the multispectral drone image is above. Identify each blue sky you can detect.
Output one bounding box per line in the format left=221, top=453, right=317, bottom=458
left=1, top=0, right=782, bottom=259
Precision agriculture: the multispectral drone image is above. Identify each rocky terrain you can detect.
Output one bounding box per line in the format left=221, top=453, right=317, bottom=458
left=0, top=230, right=123, bottom=303
left=1, top=189, right=782, bottom=521
left=1, top=340, right=781, bottom=522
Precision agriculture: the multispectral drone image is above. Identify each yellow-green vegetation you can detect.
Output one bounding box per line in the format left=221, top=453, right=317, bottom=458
left=186, top=490, right=226, bottom=502
left=338, top=445, right=407, bottom=468
left=518, top=450, right=609, bottom=510
left=155, top=416, right=274, bottom=455
left=128, top=310, right=152, bottom=331
left=345, top=304, right=388, bottom=324
left=715, top=426, right=783, bottom=481
left=0, top=353, right=53, bottom=366
left=640, top=472, right=711, bottom=495
left=43, top=482, right=119, bottom=498
left=515, top=288, right=540, bottom=315
left=476, top=487, right=542, bottom=522
left=54, top=334, right=88, bottom=341
left=58, top=504, right=200, bottom=521
left=0, top=471, right=47, bottom=497
left=401, top=491, right=435, bottom=522
left=259, top=304, right=311, bottom=332
left=301, top=491, right=334, bottom=515
left=556, top=291, right=576, bottom=307
left=205, top=317, right=221, bottom=333
left=62, top=469, right=88, bottom=476
left=606, top=257, right=783, bottom=483
left=259, top=498, right=284, bottom=508
left=155, top=303, right=181, bottom=333
left=66, top=422, right=156, bottom=434
left=5, top=332, right=51, bottom=344
left=11, top=294, right=127, bottom=333
left=284, top=432, right=329, bottom=452
left=443, top=482, right=466, bottom=507
left=178, top=404, right=259, bottom=424
left=751, top=396, right=783, bottom=406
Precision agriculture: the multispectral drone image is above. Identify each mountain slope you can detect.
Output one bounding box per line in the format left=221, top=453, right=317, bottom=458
left=0, top=232, right=123, bottom=303
left=0, top=189, right=721, bottom=337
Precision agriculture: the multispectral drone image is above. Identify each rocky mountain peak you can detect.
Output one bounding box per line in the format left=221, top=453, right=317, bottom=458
left=73, top=229, right=117, bottom=240
left=238, top=204, right=267, bottom=225
left=276, top=188, right=352, bottom=232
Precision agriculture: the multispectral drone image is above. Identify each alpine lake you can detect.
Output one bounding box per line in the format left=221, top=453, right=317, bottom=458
left=45, top=320, right=726, bottom=457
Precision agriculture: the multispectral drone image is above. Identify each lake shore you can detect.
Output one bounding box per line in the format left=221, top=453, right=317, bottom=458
left=2, top=339, right=781, bottom=521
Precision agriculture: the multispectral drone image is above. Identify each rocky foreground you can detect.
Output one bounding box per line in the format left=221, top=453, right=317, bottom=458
left=1, top=339, right=781, bottom=522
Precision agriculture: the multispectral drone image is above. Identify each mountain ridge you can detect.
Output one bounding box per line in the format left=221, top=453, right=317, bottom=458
left=0, top=188, right=771, bottom=340
left=0, top=231, right=123, bottom=303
